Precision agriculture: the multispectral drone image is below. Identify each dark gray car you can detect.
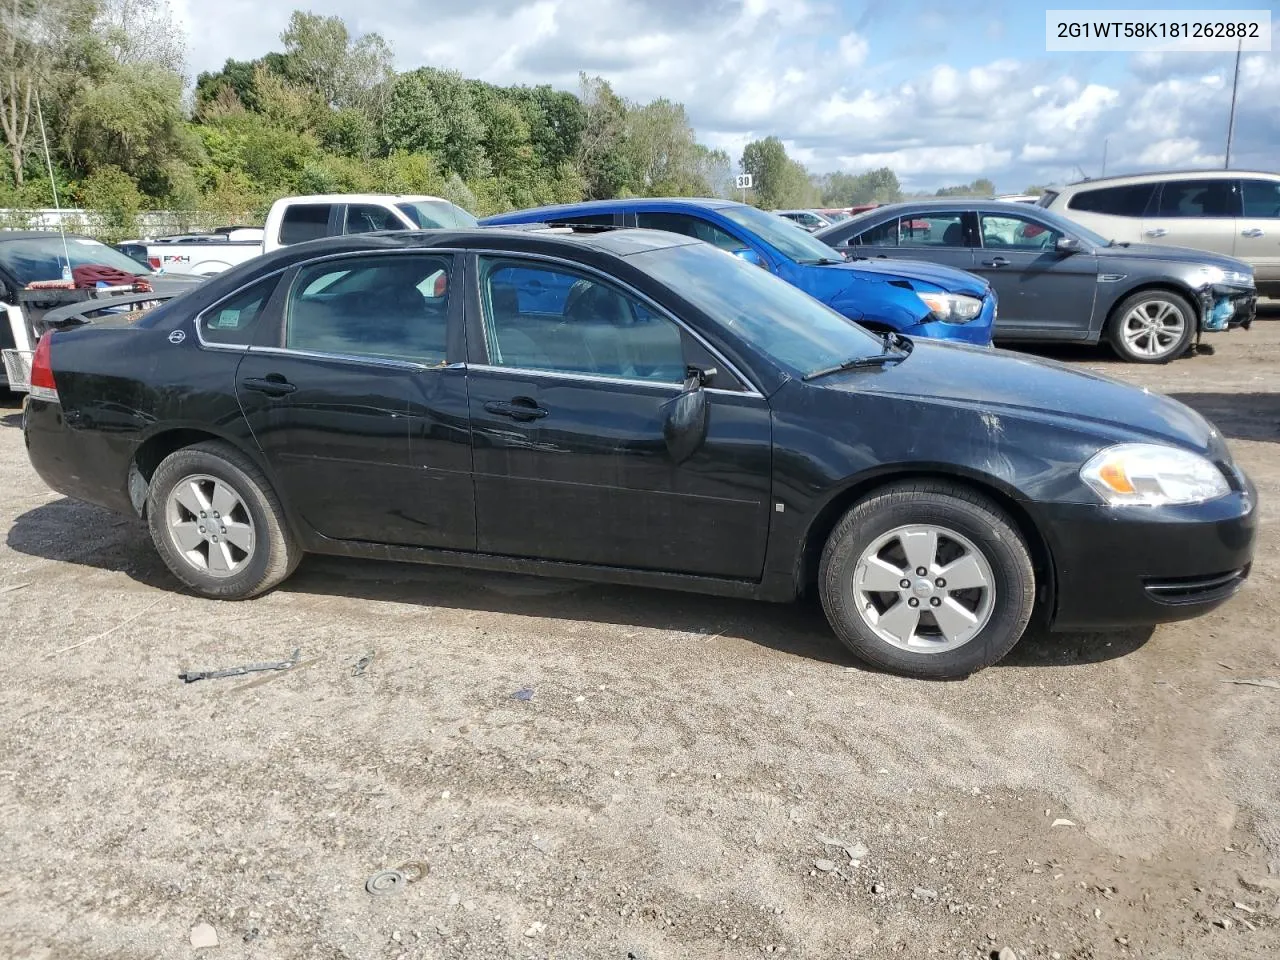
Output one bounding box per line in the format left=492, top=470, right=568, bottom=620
left=815, top=200, right=1258, bottom=362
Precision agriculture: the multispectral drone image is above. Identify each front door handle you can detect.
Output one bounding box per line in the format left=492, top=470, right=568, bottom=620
left=484, top=398, right=548, bottom=422
left=1242, top=228, right=1265, bottom=238
left=241, top=375, right=296, bottom=397
left=1145, top=227, right=1168, bottom=238
left=981, top=256, right=1010, bottom=267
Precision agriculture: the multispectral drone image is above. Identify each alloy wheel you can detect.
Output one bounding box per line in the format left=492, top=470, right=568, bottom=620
left=851, top=523, right=996, bottom=653
left=1121, top=299, right=1186, bottom=359
left=164, top=473, right=256, bottom=578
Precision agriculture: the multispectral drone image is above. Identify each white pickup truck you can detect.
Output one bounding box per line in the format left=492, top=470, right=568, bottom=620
left=139, top=193, right=477, bottom=277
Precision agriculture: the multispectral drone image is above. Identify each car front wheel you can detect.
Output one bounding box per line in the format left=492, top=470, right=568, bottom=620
left=1108, top=290, right=1195, bottom=363
left=819, top=481, right=1036, bottom=679
left=146, top=440, right=300, bottom=600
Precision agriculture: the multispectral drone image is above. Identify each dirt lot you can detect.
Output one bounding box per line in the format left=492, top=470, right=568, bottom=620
left=1, top=320, right=1278, bottom=960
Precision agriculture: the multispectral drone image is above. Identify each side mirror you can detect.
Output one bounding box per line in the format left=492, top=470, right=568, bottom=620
left=733, top=248, right=766, bottom=268
left=662, top=368, right=710, bottom=465
left=1055, top=236, right=1082, bottom=254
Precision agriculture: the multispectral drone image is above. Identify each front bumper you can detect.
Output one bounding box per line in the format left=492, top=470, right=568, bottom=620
left=1030, top=481, right=1257, bottom=631
left=905, top=293, right=996, bottom=347
left=1198, top=284, right=1256, bottom=332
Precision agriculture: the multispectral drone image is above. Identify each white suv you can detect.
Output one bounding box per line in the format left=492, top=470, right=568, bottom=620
left=1040, top=171, right=1280, bottom=299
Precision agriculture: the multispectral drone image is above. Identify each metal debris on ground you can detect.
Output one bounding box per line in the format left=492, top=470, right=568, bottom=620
left=179, top=648, right=301, bottom=683
left=1221, top=678, right=1280, bottom=691
left=512, top=686, right=534, bottom=701
left=351, top=652, right=374, bottom=677
left=365, top=869, right=406, bottom=896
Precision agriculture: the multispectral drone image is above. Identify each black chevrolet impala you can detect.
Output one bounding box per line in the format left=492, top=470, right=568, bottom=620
left=22, top=228, right=1257, bottom=678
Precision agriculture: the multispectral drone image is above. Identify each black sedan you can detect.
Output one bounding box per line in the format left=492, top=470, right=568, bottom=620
left=814, top=200, right=1257, bottom=363
left=22, top=228, right=1257, bottom=678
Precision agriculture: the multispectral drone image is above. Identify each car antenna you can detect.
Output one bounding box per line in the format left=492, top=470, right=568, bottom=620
left=35, top=90, right=73, bottom=281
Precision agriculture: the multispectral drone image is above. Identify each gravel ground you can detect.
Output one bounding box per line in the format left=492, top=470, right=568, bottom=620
left=1, top=319, right=1278, bottom=960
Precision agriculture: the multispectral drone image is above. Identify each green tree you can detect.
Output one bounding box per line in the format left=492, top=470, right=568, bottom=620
left=0, top=0, right=96, bottom=186
left=76, top=163, right=142, bottom=240
left=279, top=9, right=393, bottom=112
left=64, top=64, right=197, bottom=193
left=741, top=136, right=815, bottom=209
left=577, top=73, right=630, bottom=199
left=934, top=178, right=996, bottom=198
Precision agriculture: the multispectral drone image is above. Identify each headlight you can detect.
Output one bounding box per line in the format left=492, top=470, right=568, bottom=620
left=916, top=291, right=983, bottom=323
left=1197, top=265, right=1253, bottom=288
left=1080, top=443, right=1229, bottom=506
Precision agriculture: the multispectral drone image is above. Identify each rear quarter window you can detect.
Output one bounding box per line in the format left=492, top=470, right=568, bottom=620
left=1066, top=184, right=1156, bottom=217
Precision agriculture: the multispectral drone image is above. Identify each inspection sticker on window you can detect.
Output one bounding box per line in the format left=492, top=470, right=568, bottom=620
left=1046, top=9, right=1270, bottom=51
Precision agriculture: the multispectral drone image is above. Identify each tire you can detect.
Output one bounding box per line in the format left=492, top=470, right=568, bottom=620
left=1107, top=290, right=1195, bottom=364
left=818, top=480, right=1035, bottom=679
left=146, top=440, right=299, bottom=599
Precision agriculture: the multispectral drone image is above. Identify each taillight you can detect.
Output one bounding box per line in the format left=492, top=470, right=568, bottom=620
left=148, top=257, right=161, bottom=269
left=29, top=334, right=59, bottom=403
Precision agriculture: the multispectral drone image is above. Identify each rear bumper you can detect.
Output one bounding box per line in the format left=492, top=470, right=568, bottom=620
left=1031, top=482, right=1257, bottom=631
left=23, top=398, right=136, bottom=515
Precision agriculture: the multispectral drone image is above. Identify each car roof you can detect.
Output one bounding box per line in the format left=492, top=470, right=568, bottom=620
left=281, top=193, right=450, bottom=205
left=0, top=231, right=98, bottom=242
left=1061, top=170, right=1280, bottom=190
left=852, top=199, right=1047, bottom=214
left=272, top=226, right=701, bottom=260
left=482, top=197, right=740, bottom=222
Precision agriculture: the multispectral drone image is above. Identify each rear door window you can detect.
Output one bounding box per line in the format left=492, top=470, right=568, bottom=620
left=1241, top=180, right=1280, bottom=219
left=899, top=213, right=969, bottom=247
left=278, top=204, right=334, bottom=245
left=343, top=204, right=406, bottom=235
left=852, top=219, right=899, bottom=246
left=285, top=254, right=452, bottom=364
left=1153, top=179, right=1242, bottom=218
left=1066, top=183, right=1156, bottom=217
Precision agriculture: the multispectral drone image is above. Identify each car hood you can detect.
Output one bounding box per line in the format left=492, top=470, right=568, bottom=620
left=822, top=338, right=1220, bottom=454
left=826, top=256, right=989, bottom=297
left=1097, top=242, right=1252, bottom=277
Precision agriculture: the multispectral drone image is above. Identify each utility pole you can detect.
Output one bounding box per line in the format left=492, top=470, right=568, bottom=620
left=1101, top=138, right=1108, bottom=178
left=1225, top=38, right=1242, bottom=169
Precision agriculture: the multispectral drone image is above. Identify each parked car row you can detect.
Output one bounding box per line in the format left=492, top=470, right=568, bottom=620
left=814, top=199, right=1256, bottom=363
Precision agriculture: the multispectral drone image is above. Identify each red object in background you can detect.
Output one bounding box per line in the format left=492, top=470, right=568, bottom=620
left=71, top=264, right=143, bottom=288
left=849, top=203, right=880, bottom=214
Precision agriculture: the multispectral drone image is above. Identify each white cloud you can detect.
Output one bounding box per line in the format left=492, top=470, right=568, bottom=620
left=837, top=31, right=868, bottom=68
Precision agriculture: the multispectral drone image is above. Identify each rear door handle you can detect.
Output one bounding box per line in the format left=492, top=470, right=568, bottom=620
left=484, top=398, right=548, bottom=422
left=241, top=375, right=296, bottom=397
left=981, top=256, right=1010, bottom=267
left=1242, top=228, right=1265, bottom=238
left=1145, top=228, right=1168, bottom=238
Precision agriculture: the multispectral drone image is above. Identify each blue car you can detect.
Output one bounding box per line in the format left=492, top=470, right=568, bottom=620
left=480, top=198, right=995, bottom=345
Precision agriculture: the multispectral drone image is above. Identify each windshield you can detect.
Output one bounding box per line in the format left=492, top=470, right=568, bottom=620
left=720, top=204, right=846, bottom=263
left=634, top=241, right=883, bottom=378
left=396, top=200, right=478, bottom=229
left=0, top=234, right=154, bottom=285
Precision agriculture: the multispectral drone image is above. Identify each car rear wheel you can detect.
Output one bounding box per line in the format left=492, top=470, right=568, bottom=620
left=819, top=481, right=1035, bottom=679
left=1107, top=290, right=1194, bottom=363
left=146, top=441, right=299, bottom=599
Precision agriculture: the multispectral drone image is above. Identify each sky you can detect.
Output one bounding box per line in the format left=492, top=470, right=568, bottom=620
left=168, top=0, right=1280, bottom=193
